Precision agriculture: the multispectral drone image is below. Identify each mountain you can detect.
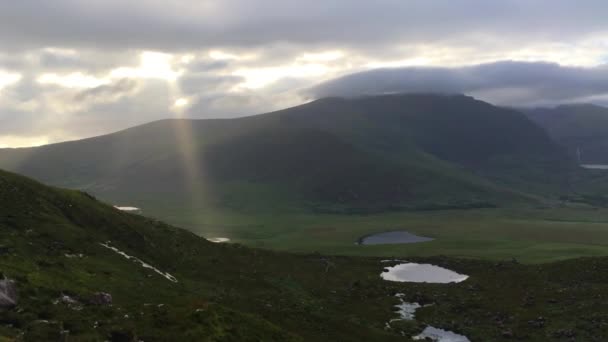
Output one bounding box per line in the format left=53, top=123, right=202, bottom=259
left=4, top=168, right=608, bottom=341
left=525, top=104, right=608, bottom=164
left=0, top=94, right=574, bottom=220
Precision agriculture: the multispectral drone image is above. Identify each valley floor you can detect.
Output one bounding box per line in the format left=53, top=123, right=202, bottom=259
left=152, top=206, right=608, bottom=263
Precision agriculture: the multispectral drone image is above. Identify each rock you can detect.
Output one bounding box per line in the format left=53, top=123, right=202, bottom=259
left=59, top=295, right=78, bottom=305
left=0, top=278, right=18, bottom=308
left=527, top=316, right=546, bottom=328
left=553, top=329, right=576, bottom=338
left=501, top=329, right=514, bottom=338
left=90, top=292, right=112, bottom=306
left=54, top=294, right=83, bottom=310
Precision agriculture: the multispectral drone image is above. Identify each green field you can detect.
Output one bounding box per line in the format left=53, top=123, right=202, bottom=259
left=146, top=206, right=608, bottom=263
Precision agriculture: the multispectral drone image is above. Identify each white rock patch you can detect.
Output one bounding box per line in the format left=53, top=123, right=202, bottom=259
left=413, top=326, right=471, bottom=342
left=99, top=242, right=178, bottom=283
left=207, top=237, right=230, bottom=243
left=114, top=206, right=140, bottom=212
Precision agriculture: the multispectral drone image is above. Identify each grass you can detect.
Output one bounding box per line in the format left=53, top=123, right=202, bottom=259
left=143, top=205, right=608, bottom=263
left=0, top=169, right=407, bottom=341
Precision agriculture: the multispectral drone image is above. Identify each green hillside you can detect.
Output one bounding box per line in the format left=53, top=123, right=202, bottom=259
left=3, top=169, right=608, bottom=341
left=0, top=94, right=575, bottom=219
left=0, top=168, right=406, bottom=341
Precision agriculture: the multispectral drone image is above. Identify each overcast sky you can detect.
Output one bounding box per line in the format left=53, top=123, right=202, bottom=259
left=1, top=0, right=608, bottom=147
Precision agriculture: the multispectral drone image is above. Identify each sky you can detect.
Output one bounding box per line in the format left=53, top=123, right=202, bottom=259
left=1, top=0, right=608, bottom=147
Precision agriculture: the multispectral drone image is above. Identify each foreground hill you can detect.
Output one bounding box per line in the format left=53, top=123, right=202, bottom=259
left=526, top=104, right=608, bottom=164
left=3, top=169, right=608, bottom=341
left=0, top=168, right=406, bottom=341
left=0, top=94, right=575, bottom=219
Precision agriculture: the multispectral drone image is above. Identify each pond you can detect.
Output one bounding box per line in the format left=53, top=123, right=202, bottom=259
left=381, top=263, right=468, bottom=283
left=358, top=231, right=433, bottom=245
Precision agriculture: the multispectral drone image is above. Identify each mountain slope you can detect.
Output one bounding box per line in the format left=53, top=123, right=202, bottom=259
left=0, top=168, right=410, bottom=341
left=280, top=94, right=573, bottom=193
left=526, top=104, right=608, bottom=164
left=0, top=94, right=574, bottom=219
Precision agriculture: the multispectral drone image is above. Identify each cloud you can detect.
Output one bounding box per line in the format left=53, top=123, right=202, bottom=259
left=179, top=74, right=243, bottom=95
left=308, top=61, right=608, bottom=106
left=186, top=90, right=305, bottom=119
left=1, top=1, right=608, bottom=53
left=0, top=74, right=171, bottom=144
left=72, top=78, right=139, bottom=103
left=2, top=1, right=608, bottom=146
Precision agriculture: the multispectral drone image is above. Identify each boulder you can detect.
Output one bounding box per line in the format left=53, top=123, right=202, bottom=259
left=90, top=292, right=112, bottom=306
left=0, top=278, right=18, bottom=308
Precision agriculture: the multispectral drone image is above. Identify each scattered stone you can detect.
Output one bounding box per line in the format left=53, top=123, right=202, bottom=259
left=90, top=292, right=112, bottom=306
left=527, top=316, right=546, bottom=328
left=501, top=329, right=514, bottom=338
left=522, top=294, right=535, bottom=307
left=553, top=329, right=576, bottom=338
left=0, top=278, right=18, bottom=308
left=467, top=284, right=482, bottom=292
left=64, top=253, right=85, bottom=259
left=53, top=294, right=83, bottom=310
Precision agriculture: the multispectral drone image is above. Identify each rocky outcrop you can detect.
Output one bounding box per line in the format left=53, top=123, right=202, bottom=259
left=0, top=278, right=18, bottom=308
left=89, top=292, right=112, bottom=306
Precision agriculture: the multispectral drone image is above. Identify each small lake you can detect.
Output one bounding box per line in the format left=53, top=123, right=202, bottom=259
left=358, top=231, right=433, bottom=245
left=381, top=263, right=468, bottom=283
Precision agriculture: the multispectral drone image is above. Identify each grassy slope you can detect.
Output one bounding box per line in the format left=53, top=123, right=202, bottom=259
left=0, top=169, right=404, bottom=341
left=2, top=170, right=608, bottom=341
left=281, top=95, right=574, bottom=195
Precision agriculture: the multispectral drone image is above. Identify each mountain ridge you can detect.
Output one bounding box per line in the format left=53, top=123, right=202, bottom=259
left=0, top=94, right=577, bottom=223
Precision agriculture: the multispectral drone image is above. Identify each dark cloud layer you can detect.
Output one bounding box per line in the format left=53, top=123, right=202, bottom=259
left=1, top=1, right=607, bottom=52
left=309, top=61, right=608, bottom=106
